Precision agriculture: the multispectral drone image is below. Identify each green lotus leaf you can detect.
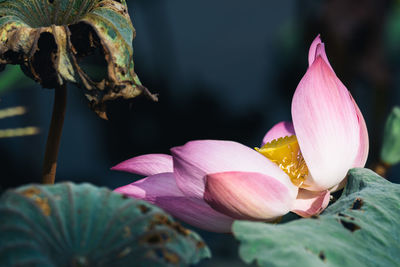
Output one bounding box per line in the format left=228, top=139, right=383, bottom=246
left=0, top=183, right=210, bottom=266
left=233, top=168, right=400, bottom=267
left=381, top=106, right=400, bottom=165
left=0, top=0, right=157, bottom=119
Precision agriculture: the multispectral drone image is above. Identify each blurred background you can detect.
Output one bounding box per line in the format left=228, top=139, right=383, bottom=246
left=1, top=0, right=399, bottom=265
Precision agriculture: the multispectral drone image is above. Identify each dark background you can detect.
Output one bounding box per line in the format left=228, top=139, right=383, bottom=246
left=1, top=0, right=399, bottom=265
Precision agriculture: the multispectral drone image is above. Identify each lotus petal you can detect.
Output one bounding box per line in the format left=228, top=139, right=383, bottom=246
left=351, top=96, right=369, bottom=168
left=291, top=189, right=330, bottom=217
left=111, top=154, right=172, bottom=176
left=204, top=171, right=297, bottom=220
left=292, top=57, right=360, bottom=190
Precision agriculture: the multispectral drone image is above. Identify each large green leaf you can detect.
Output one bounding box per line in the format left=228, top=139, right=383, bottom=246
left=233, top=168, right=400, bottom=267
left=381, top=106, right=400, bottom=165
left=0, top=0, right=157, bottom=119
left=0, top=183, right=210, bottom=266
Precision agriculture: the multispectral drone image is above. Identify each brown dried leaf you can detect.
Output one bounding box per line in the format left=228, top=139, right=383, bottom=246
left=0, top=0, right=157, bottom=119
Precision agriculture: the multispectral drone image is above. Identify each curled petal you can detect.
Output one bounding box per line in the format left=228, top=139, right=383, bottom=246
left=291, top=189, right=330, bottom=217
left=111, top=154, right=173, bottom=176
left=204, top=171, right=298, bottom=220
left=114, top=173, right=233, bottom=233
left=308, top=35, right=333, bottom=71
left=261, top=121, right=295, bottom=146
left=292, top=57, right=360, bottom=190
left=308, top=34, right=321, bottom=66
left=171, top=140, right=296, bottom=200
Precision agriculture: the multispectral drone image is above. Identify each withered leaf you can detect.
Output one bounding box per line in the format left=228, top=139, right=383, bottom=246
left=0, top=0, right=157, bottom=119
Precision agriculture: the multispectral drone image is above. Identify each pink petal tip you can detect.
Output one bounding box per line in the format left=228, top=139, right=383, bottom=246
left=262, top=121, right=295, bottom=146
left=111, top=154, right=173, bottom=176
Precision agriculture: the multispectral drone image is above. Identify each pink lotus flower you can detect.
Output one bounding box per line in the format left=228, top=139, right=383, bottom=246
left=112, top=35, right=369, bottom=233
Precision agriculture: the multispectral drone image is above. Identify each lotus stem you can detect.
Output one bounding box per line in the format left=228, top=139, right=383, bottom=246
left=372, top=160, right=391, bottom=179
left=42, top=84, right=67, bottom=184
